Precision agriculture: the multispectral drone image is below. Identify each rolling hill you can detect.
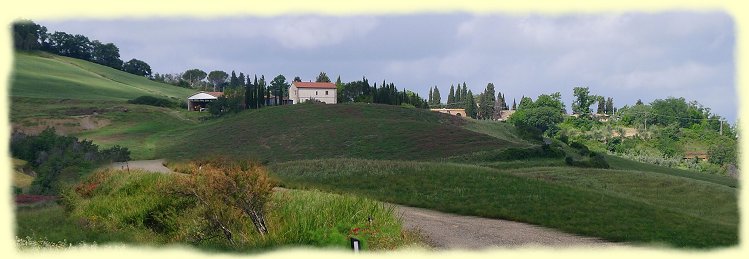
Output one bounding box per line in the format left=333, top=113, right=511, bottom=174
left=155, top=103, right=532, bottom=162
left=11, top=51, right=194, bottom=100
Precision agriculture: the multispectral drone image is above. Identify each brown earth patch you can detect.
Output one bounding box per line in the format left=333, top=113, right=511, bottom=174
left=13, top=115, right=111, bottom=135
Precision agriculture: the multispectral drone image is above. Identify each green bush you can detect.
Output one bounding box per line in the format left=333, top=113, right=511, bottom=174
left=127, top=95, right=177, bottom=108
left=565, top=152, right=610, bottom=169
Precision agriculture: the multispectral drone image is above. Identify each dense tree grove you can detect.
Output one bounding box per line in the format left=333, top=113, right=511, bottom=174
left=10, top=128, right=130, bottom=194
left=12, top=19, right=149, bottom=77
left=122, top=59, right=152, bottom=77
left=508, top=92, right=565, bottom=135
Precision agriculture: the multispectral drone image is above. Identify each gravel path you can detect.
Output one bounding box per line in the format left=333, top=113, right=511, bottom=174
left=118, top=161, right=620, bottom=249
left=397, top=205, right=619, bottom=249
left=109, top=159, right=172, bottom=173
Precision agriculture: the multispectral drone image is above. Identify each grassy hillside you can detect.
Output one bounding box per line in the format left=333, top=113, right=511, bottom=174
left=270, top=159, right=738, bottom=248
left=156, top=103, right=529, bottom=162
left=11, top=51, right=194, bottom=100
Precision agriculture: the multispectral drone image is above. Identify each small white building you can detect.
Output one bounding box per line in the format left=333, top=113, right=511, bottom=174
left=187, top=91, right=223, bottom=111
left=289, top=82, right=337, bottom=104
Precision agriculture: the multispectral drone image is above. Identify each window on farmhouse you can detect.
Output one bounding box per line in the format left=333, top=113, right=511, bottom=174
left=325, top=91, right=329, bottom=95
left=316, top=91, right=318, bottom=95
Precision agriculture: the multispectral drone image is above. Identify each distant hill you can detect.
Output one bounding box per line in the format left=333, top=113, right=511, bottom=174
left=156, top=103, right=529, bottom=162
left=10, top=51, right=194, bottom=101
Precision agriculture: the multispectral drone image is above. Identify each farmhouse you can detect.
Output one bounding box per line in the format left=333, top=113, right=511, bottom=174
left=289, top=82, right=337, bottom=104
left=430, top=108, right=466, bottom=117
left=187, top=91, right=223, bottom=111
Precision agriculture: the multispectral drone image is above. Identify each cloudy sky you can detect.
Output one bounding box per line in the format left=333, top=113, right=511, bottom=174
left=40, top=11, right=736, bottom=122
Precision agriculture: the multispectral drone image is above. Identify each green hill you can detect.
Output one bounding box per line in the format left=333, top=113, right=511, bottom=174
left=155, top=103, right=531, bottom=162
left=11, top=51, right=194, bottom=100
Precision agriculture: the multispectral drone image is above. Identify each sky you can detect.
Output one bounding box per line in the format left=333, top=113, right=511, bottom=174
left=40, top=12, right=737, bottom=122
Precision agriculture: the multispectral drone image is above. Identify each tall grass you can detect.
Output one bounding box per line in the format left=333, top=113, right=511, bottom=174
left=50, top=168, right=418, bottom=251
left=270, top=159, right=738, bottom=248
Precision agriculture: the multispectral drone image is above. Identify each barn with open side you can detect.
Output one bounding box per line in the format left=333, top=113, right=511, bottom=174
left=187, top=91, right=224, bottom=111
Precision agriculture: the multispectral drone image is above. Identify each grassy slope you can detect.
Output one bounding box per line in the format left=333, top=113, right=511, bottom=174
left=11, top=51, right=194, bottom=100
left=10, top=51, right=203, bottom=159
left=606, top=155, right=738, bottom=187
left=156, top=103, right=524, bottom=162
left=270, top=159, right=737, bottom=248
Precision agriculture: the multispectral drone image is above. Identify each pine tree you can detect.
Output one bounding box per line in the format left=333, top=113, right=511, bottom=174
left=448, top=85, right=455, bottom=108
left=512, top=98, right=517, bottom=110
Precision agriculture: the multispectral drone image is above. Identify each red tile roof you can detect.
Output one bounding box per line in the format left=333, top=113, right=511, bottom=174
left=292, top=82, right=337, bottom=89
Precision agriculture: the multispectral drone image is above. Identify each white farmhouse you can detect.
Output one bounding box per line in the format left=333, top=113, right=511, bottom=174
left=289, top=82, right=337, bottom=104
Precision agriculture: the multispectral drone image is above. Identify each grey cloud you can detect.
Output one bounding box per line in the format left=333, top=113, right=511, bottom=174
left=39, top=12, right=736, bottom=122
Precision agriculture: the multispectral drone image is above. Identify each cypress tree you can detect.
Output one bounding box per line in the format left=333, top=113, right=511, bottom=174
left=229, top=71, right=239, bottom=87
left=512, top=98, right=517, bottom=110
left=465, top=90, right=478, bottom=119
left=597, top=97, right=606, bottom=114
left=448, top=85, right=455, bottom=108
left=455, top=84, right=462, bottom=104
left=432, top=86, right=441, bottom=105
left=428, top=87, right=433, bottom=105
left=460, top=82, right=468, bottom=101
left=606, top=97, right=614, bottom=115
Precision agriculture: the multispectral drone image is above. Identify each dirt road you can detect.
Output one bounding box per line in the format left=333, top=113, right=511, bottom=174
left=118, top=160, right=619, bottom=249
left=397, top=205, right=617, bottom=249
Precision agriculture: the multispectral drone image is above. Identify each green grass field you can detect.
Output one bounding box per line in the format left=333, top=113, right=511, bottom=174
left=11, top=51, right=194, bottom=100
left=270, top=159, right=738, bottom=248
left=155, top=103, right=522, bottom=162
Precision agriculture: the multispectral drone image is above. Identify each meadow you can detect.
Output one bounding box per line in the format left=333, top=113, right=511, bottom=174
left=270, top=159, right=738, bottom=248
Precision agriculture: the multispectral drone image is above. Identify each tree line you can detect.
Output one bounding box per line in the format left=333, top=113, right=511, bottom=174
left=12, top=20, right=152, bottom=77
left=186, top=70, right=429, bottom=116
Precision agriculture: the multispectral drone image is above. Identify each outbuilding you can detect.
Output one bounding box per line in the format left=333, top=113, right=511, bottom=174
left=187, top=91, right=224, bottom=111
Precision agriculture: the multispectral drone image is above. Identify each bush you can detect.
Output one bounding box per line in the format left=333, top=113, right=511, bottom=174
left=569, top=141, right=591, bottom=156
left=177, top=158, right=275, bottom=243
left=127, top=95, right=177, bottom=108
left=10, top=128, right=126, bottom=195
left=565, top=152, right=610, bottom=169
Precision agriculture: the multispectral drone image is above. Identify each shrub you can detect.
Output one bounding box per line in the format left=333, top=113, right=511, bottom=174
left=177, top=158, right=275, bottom=244
left=127, top=95, right=177, bottom=108
left=565, top=152, right=610, bottom=169
left=302, top=99, right=326, bottom=104
left=569, top=141, right=591, bottom=156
